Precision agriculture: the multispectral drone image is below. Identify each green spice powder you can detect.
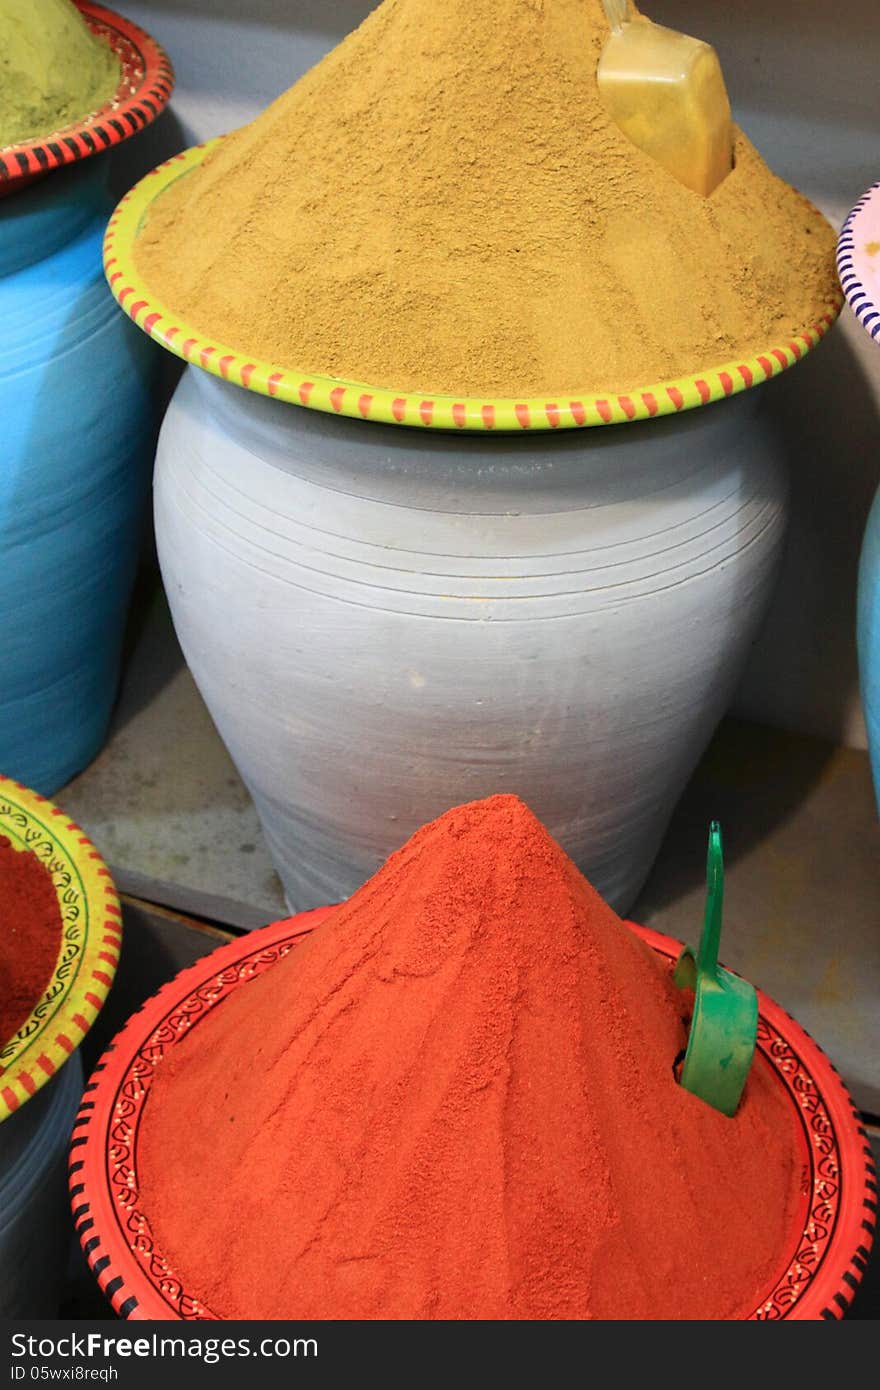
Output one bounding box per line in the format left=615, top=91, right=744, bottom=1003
left=0, top=0, right=119, bottom=148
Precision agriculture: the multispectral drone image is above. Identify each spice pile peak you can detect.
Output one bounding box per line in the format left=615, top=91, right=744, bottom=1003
left=0, top=0, right=119, bottom=149
left=134, top=0, right=836, bottom=398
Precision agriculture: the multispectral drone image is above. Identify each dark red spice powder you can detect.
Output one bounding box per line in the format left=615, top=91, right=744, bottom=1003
left=0, top=835, right=63, bottom=1047
left=139, top=796, right=802, bottom=1320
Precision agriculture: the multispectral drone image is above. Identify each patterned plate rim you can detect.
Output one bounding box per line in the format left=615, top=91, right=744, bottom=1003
left=104, top=138, right=843, bottom=433
left=69, top=909, right=875, bottom=1320
left=837, top=180, right=880, bottom=344
left=0, top=775, right=121, bottom=1121
left=0, top=3, right=175, bottom=187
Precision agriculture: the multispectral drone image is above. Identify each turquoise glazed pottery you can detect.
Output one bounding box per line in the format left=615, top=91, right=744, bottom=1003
left=0, top=159, right=155, bottom=792
left=838, top=181, right=880, bottom=809
left=858, top=490, right=880, bottom=807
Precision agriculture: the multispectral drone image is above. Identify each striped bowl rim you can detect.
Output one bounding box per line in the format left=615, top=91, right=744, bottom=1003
left=0, top=776, right=121, bottom=1122
left=0, top=3, right=174, bottom=189
left=70, top=909, right=874, bottom=1320
left=105, top=138, right=843, bottom=432
left=837, top=180, right=880, bottom=344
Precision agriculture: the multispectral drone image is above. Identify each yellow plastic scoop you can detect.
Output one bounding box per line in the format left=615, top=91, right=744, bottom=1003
left=597, top=1, right=733, bottom=197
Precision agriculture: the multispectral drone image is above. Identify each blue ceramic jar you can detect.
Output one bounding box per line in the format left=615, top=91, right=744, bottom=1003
left=0, top=160, right=155, bottom=792
left=858, top=490, right=880, bottom=807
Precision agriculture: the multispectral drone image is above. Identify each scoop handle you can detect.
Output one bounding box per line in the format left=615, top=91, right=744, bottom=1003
left=601, top=0, right=629, bottom=33
left=700, top=821, right=724, bottom=979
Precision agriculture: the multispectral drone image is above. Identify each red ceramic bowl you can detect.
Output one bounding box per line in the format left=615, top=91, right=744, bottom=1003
left=70, top=911, right=876, bottom=1321
left=0, top=2, right=174, bottom=191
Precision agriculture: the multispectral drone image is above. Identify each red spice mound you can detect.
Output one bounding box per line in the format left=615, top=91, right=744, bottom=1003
left=0, top=836, right=63, bottom=1046
left=139, top=795, right=802, bottom=1320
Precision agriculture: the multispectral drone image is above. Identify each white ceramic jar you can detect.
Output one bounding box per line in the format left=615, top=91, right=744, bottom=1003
left=155, top=368, right=788, bottom=913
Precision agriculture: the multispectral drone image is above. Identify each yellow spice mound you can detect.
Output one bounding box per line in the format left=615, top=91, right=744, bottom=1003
left=133, top=0, right=838, bottom=398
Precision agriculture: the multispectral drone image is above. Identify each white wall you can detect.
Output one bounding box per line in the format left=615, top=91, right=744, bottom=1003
left=112, top=0, right=880, bottom=748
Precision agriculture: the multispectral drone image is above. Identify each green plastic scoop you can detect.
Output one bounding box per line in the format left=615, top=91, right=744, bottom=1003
left=672, top=822, right=758, bottom=1117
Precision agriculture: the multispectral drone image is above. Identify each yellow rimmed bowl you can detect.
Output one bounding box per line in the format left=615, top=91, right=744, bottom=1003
left=0, top=774, right=121, bottom=1120
left=0, top=774, right=121, bottom=1315
left=104, top=138, right=843, bottom=433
